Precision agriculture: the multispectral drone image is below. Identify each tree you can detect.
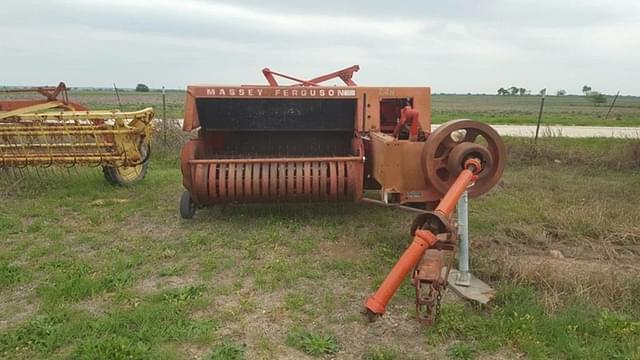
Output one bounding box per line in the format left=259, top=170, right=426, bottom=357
left=587, top=91, right=607, bottom=106
left=509, top=86, right=519, bottom=96
left=582, top=85, right=592, bottom=95
left=556, top=89, right=567, bottom=96
left=497, top=87, right=508, bottom=95
left=539, top=88, right=547, bottom=96
left=518, top=87, right=527, bottom=96
left=135, top=83, right=150, bottom=92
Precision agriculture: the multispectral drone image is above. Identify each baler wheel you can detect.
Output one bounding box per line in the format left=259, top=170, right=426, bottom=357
left=180, top=191, right=196, bottom=219
left=422, top=119, right=505, bottom=198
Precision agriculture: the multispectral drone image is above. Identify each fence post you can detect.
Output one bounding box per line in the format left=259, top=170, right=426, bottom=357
left=604, top=91, right=620, bottom=121
left=113, top=83, right=122, bottom=110
left=534, top=92, right=546, bottom=144
left=162, top=86, right=167, bottom=145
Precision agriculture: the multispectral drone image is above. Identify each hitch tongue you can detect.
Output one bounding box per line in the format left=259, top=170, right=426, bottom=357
left=413, top=249, right=453, bottom=325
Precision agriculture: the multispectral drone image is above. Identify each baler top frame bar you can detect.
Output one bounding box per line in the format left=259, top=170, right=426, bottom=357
left=262, top=65, right=360, bottom=87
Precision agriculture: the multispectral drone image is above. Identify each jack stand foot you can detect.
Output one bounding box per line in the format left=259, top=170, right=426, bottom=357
left=455, top=271, right=471, bottom=287
left=448, top=270, right=495, bottom=305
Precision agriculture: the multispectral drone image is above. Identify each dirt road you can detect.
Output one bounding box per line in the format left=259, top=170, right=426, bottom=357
left=431, top=124, right=640, bottom=138
left=166, top=119, right=639, bottom=138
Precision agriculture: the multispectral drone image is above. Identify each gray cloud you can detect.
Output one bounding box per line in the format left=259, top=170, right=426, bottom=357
left=1, top=0, right=639, bottom=95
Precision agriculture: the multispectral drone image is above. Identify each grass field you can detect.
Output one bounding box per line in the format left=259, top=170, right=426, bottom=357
left=1, top=137, right=639, bottom=359
left=431, top=94, right=640, bottom=127
left=3, top=89, right=639, bottom=127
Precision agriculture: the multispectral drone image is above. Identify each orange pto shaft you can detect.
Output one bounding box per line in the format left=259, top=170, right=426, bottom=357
left=365, top=229, right=438, bottom=315
left=434, top=167, right=476, bottom=218
left=364, top=161, right=480, bottom=318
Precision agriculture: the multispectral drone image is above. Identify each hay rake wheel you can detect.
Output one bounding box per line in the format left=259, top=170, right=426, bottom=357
left=102, top=143, right=151, bottom=186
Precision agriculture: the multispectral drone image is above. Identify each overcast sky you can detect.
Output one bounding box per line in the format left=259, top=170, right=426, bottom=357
left=2, top=0, right=639, bottom=94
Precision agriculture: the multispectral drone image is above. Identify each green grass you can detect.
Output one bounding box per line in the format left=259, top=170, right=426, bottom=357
left=285, top=327, right=340, bottom=357
left=206, top=341, right=245, bottom=360
left=0, top=261, right=24, bottom=287
left=0, top=137, right=639, bottom=358
left=429, top=286, right=640, bottom=359
left=362, top=346, right=399, bottom=360
left=446, top=342, right=476, bottom=360
left=0, top=293, right=216, bottom=359
left=431, top=94, right=640, bottom=126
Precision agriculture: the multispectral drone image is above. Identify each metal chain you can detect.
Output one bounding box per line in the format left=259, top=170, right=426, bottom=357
left=435, top=287, right=443, bottom=321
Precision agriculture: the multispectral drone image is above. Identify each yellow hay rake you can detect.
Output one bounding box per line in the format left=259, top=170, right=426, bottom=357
left=0, top=83, right=154, bottom=185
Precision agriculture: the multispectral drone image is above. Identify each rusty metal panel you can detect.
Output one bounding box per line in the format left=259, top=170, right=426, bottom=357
left=329, top=161, right=338, bottom=201
left=295, top=162, right=303, bottom=198
left=228, top=163, right=236, bottom=200
left=261, top=163, right=270, bottom=199
left=184, top=157, right=363, bottom=204
left=369, top=132, right=440, bottom=203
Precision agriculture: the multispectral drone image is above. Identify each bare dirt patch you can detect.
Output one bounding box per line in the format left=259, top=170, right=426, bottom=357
left=177, top=343, right=210, bottom=360
left=74, top=294, right=113, bottom=316
left=319, top=240, right=365, bottom=262
left=0, top=284, right=38, bottom=331
left=134, top=274, right=201, bottom=295
left=120, top=213, right=179, bottom=241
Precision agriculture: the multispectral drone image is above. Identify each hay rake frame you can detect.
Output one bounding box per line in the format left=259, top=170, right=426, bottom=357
left=1, top=82, right=154, bottom=185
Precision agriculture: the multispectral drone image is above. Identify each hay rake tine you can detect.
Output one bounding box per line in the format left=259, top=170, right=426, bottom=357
left=40, top=126, right=55, bottom=170
left=64, top=114, right=79, bottom=169
left=10, top=136, right=29, bottom=170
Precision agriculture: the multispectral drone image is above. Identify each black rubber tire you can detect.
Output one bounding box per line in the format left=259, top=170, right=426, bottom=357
left=102, top=161, right=149, bottom=186
left=102, top=145, right=149, bottom=186
left=180, top=191, right=196, bottom=219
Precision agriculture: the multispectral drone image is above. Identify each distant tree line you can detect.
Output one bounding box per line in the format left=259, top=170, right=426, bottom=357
left=497, top=86, right=529, bottom=96
left=582, top=85, right=606, bottom=105
left=136, top=83, right=150, bottom=92
left=495, top=84, right=608, bottom=106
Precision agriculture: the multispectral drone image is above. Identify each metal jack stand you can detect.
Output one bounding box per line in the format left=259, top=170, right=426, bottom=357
left=448, top=191, right=495, bottom=304
left=455, top=191, right=471, bottom=286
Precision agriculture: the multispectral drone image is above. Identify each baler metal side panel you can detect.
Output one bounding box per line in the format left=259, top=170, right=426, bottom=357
left=369, top=132, right=440, bottom=203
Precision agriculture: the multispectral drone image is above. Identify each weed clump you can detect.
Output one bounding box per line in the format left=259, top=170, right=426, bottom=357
left=285, top=327, right=340, bottom=357
left=207, top=341, right=246, bottom=360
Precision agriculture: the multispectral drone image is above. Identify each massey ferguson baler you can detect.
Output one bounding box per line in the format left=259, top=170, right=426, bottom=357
left=179, top=66, right=505, bottom=325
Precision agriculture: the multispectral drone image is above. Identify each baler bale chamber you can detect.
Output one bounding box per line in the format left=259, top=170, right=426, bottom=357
left=180, top=92, right=364, bottom=215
